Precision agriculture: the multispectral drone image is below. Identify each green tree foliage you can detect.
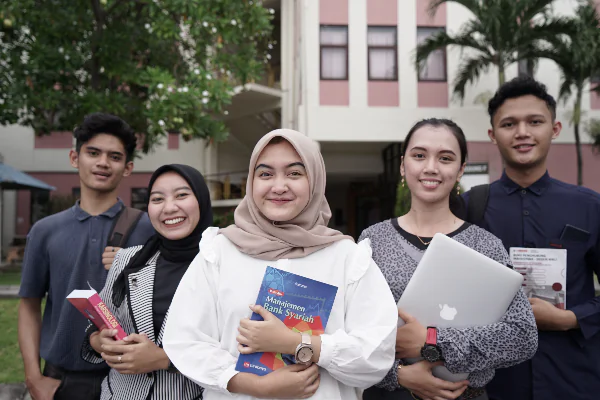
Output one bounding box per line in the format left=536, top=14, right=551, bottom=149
left=0, top=0, right=273, bottom=152
left=415, top=0, right=572, bottom=102
left=530, top=2, right=600, bottom=185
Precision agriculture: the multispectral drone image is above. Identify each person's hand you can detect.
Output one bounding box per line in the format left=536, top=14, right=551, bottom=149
left=237, top=305, right=299, bottom=355
left=529, top=298, right=578, bottom=331
left=101, top=333, right=169, bottom=374
left=90, top=328, right=126, bottom=356
left=397, top=361, right=469, bottom=400
left=102, top=246, right=121, bottom=270
left=396, top=309, right=427, bottom=359
left=26, top=374, right=61, bottom=400
left=259, top=363, right=320, bottom=399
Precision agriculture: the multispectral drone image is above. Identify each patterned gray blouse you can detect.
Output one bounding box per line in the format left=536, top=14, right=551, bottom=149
left=359, top=220, right=538, bottom=390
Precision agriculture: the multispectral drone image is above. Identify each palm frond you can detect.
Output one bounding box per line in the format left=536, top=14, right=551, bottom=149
left=415, top=30, right=490, bottom=71
left=452, top=56, right=494, bottom=103
left=427, top=0, right=481, bottom=18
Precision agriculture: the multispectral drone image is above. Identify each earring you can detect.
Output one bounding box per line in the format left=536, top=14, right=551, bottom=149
left=401, top=177, right=405, bottom=188
left=456, top=183, right=460, bottom=195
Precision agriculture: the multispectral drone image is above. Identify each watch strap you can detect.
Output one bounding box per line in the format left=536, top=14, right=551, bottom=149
left=425, top=327, right=437, bottom=345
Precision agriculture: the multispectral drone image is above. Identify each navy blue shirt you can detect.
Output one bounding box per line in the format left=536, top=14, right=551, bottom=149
left=19, top=200, right=154, bottom=371
left=464, top=172, right=600, bottom=400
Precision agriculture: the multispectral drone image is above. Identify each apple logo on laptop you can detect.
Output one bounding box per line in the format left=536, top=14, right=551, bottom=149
left=439, top=304, right=457, bottom=321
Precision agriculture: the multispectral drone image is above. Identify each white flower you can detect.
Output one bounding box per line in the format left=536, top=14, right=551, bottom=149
left=206, top=74, right=212, bottom=80
left=224, top=110, right=229, bottom=115
left=58, top=47, right=64, bottom=54
left=182, top=87, right=189, bottom=93
left=202, top=98, right=209, bottom=104
left=167, top=87, right=173, bottom=92
left=269, top=8, right=275, bottom=14
left=249, top=0, right=253, bottom=4
left=194, top=69, right=200, bottom=74
left=212, top=27, right=217, bottom=33
left=266, top=54, right=271, bottom=60
left=157, top=83, right=164, bottom=89
left=268, top=44, right=273, bottom=49
left=0, top=99, right=4, bottom=105
left=65, top=55, right=70, bottom=60
left=202, top=90, right=209, bottom=97
left=100, top=67, right=105, bottom=73
left=177, top=88, right=182, bottom=93
left=158, top=120, right=165, bottom=126
left=145, top=23, right=151, bottom=29
left=231, top=19, right=237, bottom=26
left=203, top=21, right=208, bottom=28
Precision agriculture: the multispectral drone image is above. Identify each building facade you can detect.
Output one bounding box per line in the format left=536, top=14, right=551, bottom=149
left=2, top=0, right=600, bottom=252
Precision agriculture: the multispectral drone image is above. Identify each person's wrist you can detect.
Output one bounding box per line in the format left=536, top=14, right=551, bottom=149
left=25, top=371, right=44, bottom=387
left=286, top=330, right=301, bottom=355
left=559, top=310, right=578, bottom=331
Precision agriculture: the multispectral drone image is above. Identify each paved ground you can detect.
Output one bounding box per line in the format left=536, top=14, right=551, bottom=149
left=0, top=384, right=30, bottom=400
left=0, top=286, right=18, bottom=299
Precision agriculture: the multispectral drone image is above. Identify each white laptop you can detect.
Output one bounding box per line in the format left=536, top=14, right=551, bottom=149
left=397, top=233, right=524, bottom=382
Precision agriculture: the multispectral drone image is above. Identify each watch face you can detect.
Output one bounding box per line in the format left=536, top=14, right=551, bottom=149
left=298, top=347, right=314, bottom=363
left=421, top=346, right=440, bottom=362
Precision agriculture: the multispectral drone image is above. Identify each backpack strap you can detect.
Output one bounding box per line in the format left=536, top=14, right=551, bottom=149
left=107, top=207, right=144, bottom=248
left=466, top=184, right=490, bottom=227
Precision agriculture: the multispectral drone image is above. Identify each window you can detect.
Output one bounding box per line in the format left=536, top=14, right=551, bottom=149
left=367, top=26, right=397, bottom=81
left=416, top=27, right=447, bottom=81
left=131, top=188, right=148, bottom=211
left=320, top=25, right=348, bottom=80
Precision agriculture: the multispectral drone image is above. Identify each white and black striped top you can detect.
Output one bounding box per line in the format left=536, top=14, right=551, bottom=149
left=81, top=246, right=203, bottom=400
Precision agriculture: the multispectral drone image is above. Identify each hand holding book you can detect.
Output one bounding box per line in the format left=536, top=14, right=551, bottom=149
left=237, top=304, right=320, bottom=360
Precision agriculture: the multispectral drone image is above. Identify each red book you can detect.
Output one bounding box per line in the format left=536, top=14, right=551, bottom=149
left=67, top=289, right=128, bottom=340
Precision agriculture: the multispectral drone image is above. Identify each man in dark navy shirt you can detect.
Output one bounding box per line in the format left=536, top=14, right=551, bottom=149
left=464, top=77, right=600, bottom=400
left=18, top=113, right=154, bottom=400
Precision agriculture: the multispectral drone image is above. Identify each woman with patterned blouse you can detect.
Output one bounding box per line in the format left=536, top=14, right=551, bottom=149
left=361, top=119, right=538, bottom=400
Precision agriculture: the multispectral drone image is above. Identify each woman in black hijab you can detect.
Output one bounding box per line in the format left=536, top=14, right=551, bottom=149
left=82, top=164, right=211, bottom=400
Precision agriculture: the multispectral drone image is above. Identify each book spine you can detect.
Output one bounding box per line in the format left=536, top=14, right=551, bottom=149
left=88, top=294, right=128, bottom=340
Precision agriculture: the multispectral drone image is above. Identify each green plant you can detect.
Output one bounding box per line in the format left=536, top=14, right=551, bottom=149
left=212, top=208, right=235, bottom=228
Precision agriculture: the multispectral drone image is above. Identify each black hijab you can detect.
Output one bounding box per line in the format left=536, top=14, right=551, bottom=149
left=112, top=164, right=213, bottom=307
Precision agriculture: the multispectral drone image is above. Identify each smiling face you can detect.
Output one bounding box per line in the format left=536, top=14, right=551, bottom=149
left=489, top=95, right=561, bottom=171
left=401, top=125, right=465, bottom=207
left=69, top=133, right=133, bottom=194
left=148, top=171, right=200, bottom=240
left=252, top=140, right=310, bottom=222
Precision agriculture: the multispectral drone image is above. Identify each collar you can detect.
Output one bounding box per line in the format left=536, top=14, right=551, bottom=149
left=500, top=171, right=551, bottom=196
left=72, top=199, right=125, bottom=221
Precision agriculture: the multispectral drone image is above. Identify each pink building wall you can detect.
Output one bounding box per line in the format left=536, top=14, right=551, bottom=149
left=320, top=0, right=350, bottom=106
left=34, top=132, right=73, bottom=149
left=367, top=0, right=399, bottom=107
left=416, top=0, right=446, bottom=27
left=15, top=172, right=153, bottom=235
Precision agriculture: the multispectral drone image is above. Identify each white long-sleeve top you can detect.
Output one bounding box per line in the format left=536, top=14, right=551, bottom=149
left=163, top=227, right=397, bottom=400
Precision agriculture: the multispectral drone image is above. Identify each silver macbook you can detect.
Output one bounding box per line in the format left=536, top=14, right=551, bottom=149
left=397, top=233, right=524, bottom=382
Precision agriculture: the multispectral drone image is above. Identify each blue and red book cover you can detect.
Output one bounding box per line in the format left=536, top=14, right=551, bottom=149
left=235, top=266, right=338, bottom=376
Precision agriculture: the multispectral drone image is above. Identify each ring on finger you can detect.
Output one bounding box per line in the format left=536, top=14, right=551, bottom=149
left=118, top=355, right=122, bottom=363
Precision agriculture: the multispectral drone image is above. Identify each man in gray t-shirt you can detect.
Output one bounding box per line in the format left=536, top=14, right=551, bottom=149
left=18, top=113, right=154, bottom=400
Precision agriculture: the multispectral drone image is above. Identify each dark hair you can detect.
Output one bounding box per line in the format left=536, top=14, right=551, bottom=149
left=73, top=113, right=137, bottom=162
left=488, top=76, right=557, bottom=125
left=401, top=118, right=467, bottom=216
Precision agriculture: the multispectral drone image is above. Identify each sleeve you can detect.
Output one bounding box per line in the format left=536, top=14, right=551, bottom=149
left=569, top=229, right=600, bottom=342
left=436, top=238, right=538, bottom=374
left=81, top=249, right=127, bottom=364
left=316, top=240, right=398, bottom=389
left=18, top=223, right=50, bottom=298
left=162, top=234, right=239, bottom=395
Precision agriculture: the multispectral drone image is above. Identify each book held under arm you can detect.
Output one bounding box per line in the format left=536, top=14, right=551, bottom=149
left=235, top=266, right=338, bottom=376
left=67, top=288, right=128, bottom=340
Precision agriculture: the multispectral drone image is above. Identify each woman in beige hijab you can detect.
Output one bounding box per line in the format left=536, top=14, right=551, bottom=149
left=163, top=129, right=397, bottom=400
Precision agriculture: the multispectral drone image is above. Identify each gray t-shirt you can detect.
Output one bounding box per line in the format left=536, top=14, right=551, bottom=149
left=359, top=220, right=538, bottom=390
left=19, top=200, right=154, bottom=371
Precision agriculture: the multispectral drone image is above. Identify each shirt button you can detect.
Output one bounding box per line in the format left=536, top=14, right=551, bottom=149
left=523, top=210, right=529, bottom=216
left=521, top=190, right=527, bottom=195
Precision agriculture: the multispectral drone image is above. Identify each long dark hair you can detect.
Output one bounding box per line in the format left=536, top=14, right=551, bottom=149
left=401, top=118, right=467, bottom=217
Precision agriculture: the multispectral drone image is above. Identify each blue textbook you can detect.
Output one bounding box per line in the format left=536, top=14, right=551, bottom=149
left=235, top=266, right=338, bottom=376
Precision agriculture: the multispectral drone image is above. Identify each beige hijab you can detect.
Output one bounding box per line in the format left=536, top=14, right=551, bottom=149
left=220, top=129, right=353, bottom=260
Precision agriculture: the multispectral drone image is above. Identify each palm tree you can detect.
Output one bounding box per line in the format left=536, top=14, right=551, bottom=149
left=415, top=0, right=573, bottom=102
left=530, top=2, right=600, bottom=186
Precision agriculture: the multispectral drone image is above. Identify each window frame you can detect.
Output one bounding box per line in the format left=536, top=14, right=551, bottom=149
left=416, top=26, right=448, bottom=83
left=320, top=24, right=349, bottom=81
left=367, top=25, right=398, bottom=82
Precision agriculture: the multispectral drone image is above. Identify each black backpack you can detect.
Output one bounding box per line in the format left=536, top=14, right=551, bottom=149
left=466, top=184, right=490, bottom=227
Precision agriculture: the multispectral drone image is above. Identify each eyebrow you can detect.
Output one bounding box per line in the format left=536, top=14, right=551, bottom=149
left=85, top=146, right=125, bottom=157
left=254, top=162, right=306, bottom=171
left=499, top=114, right=546, bottom=123
left=410, top=146, right=456, bottom=156
left=149, top=186, right=191, bottom=196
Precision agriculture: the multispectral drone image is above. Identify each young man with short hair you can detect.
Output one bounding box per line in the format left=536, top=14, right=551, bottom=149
left=18, top=113, right=154, bottom=400
left=464, top=77, right=600, bottom=400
